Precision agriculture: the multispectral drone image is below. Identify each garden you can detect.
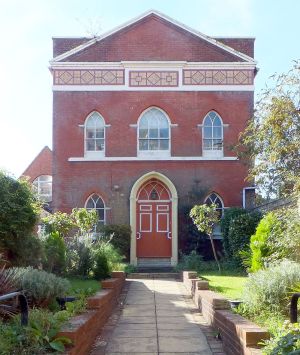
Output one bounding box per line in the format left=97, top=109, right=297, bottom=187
left=0, top=171, right=131, bottom=354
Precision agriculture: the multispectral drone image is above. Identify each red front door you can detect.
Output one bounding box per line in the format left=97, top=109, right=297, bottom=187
left=136, top=179, right=172, bottom=257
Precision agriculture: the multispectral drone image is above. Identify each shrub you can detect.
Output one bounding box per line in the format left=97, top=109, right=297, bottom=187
left=99, top=224, right=131, bottom=260
left=66, top=235, right=93, bottom=277
left=175, top=250, right=204, bottom=271
left=13, top=267, right=70, bottom=307
left=221, top=208, right=246, bottom=258
left=227, top=211, right=261, bottom=267
left=93, top=252, right=110, bottom=280
left=249, top=212, right=278, bottom=272
left=242, top=260, right=300, bottom=314
left=43, top=232, right=66, bottom=274
left=16, top=234, right=44, bottom=268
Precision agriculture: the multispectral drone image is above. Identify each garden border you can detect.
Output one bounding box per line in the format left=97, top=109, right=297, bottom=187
left=182, top=271, right=269, bottom=355
left=56, top=271, right=125, bottom=355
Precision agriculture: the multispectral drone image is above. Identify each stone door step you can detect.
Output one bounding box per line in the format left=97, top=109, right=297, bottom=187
left=127, top=272, right=180, bottom=279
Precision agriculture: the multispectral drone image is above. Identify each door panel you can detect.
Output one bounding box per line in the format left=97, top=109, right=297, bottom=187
left=136, top=202, right=171, bottom=257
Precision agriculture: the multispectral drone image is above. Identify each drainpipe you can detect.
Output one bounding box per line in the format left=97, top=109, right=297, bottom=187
left=242, top=186, right=256, bottom=209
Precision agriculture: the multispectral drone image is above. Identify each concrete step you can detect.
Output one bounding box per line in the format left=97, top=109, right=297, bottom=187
left=127, top=272, right=180, bottom=279
left=137, top=257, right=171, bottom=268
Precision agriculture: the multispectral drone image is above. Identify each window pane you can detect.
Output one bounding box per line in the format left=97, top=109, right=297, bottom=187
left=148, top=116, right=159, bottom=129
left=139, top=140, right=148, bottom=150
left=149, top=139, right=159, bottom=150
left=160, top=128, right=169, bottom=138
left=86, top=139, right=95, bottom=151
left=204, top=126, right=212, bottom=138
left=97, top=209, right=105, bottom=221
left=213, top=139, right=222, bottom=150
left=149, top=128, right=159, bottom=138
left=203, top=139, right=212, bottom=150
left=87, top=129, right=95, bottom=139
left=139, top=117, right=148, bottom=129
left=213, top=127, right=222, bottom=138
left=86, top=200, right=95, bottom=209
left=159, top=139, right=169, bottom=150
left=213, top=116, right=221, bottom=126
left=95, top=139, right=104, bottom=151
left=139, top=129, right=148, bottom=138
left=96, top=128, right=104, bottom=138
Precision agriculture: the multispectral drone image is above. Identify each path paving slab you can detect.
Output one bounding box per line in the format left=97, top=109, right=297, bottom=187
left=105, top=337, right=158, bottom=353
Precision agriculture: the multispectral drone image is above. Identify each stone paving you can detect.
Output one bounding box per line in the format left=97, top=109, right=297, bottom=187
left=90, top=277, right=225, bottom=355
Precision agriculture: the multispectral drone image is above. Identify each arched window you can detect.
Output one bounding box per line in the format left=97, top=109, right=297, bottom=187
left=205, top=193, right=224, bottom=217
left=85, top=112, right=105, bottom=155
left=85, top=194, right=106, bottom=225
left=138, top=108, right=170, bottom=154
left=202, top=111, right=223, bottom=156
left=33, top=175, right=52, bottom=202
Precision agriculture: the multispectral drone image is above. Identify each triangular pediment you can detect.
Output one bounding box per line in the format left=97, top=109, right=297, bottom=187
left=52, top=10, right=255, bottom=63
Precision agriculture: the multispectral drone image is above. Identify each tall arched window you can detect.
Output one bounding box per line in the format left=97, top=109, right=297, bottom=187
left=204, top=192, right=224, bottom=217
left=85, top=194, right=106, bottom=225
left=202, top=111, right=223, bottom=157
left=85, top=112, right=105, bottom=155
left=33, top=175, right=52, bottom=202
left=138, top=108, right=170, bottom=155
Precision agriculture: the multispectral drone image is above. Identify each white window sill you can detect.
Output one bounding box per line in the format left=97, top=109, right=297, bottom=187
left=138, top=150, right=171, bottom=158
left=202, top=150, right=223, bottom=158
left=84, top=151, right=105, bottom=158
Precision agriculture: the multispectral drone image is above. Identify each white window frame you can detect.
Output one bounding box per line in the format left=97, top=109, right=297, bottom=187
left=137, top=107, right=171, bottom=158
left=32, top=175, right=52, bottom=202
left=85, top=193, right=106, bottom=226
left=84, top=111, right=106, bottom=158
left=202, top=111, right=224, bottom=158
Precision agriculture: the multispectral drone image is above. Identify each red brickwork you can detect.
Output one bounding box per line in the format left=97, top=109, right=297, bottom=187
left=182, top=272, right=269, bottom=355
left=61, top=15, right=250, bottom=62
left=21, top=146, right=52, bottom=182
left=57, top=271, right=125, bottom=355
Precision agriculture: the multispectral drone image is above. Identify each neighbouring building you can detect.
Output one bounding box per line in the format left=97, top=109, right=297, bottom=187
left=24, top=10, right=257, bottom=266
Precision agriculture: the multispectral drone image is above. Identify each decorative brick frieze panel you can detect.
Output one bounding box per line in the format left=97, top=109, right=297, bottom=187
left=183, top=69, right=253, bottom=85
left=53, top=69, right=125, bottom=85
left=129, top=71, right=178, bottom=87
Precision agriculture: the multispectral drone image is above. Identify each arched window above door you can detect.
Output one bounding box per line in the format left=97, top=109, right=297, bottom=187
left=138, top=107, right=170, bottom=157
left=137, top=179, right=171, bottom=201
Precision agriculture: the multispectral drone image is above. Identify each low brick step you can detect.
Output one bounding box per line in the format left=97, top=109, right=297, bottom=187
left=127, top=272, right=179, bottom=279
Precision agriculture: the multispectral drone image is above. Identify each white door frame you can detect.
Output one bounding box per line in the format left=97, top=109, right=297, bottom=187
left=129, top=171, right=178, bottom=266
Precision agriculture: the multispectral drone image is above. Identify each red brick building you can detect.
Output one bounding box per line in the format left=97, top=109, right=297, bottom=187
left=44, top=10, right=257, bottom=266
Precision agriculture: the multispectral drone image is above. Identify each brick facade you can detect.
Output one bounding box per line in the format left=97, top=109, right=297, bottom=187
left=46, top=10, right=256, bottom=264
left=22, top=146, right=52, bottom=182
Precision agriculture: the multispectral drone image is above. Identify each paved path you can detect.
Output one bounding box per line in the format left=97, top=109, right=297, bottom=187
left=91, top=277, right=225, bottom=355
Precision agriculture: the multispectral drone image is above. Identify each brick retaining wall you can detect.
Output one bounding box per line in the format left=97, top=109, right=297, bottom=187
left=182, top=271, right=269, bottom=355
left=57, top=271, right=125, bottom=355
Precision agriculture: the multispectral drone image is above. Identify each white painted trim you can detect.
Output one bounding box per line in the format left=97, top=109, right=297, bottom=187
left=138, top=199, right=171, bottom=203
left=50, top=61, right=256, bottom=70
left=84, top=111, right=106, bottom=157
left=170, top=124, right=178, bottom=127
left=157, top=213, right=169, bottom=232
left=53, top=84, right=255, bottom=92
left=140, top=205, right=152, bottom=211
left=140, top=213, right=152, bottom=232
left=68, top=156, right=238, bottom=161
left=157, top=205, right=169, bottom=211
left=51, top=10, right=256, bottom=63
left=129, top=124, right=138, bottom=128
left=130, top=171, right=178, bottom=266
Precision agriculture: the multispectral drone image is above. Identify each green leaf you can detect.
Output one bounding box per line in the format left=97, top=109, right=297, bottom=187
left=49, top=340, right=65, bottom=352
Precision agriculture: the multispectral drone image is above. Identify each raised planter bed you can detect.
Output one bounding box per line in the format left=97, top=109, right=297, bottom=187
left=182, top=271, right=269, bottom=355
left=56, top=271, right=126, bottom=355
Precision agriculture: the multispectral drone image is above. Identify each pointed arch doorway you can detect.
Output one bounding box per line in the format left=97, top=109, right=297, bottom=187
left=130, top=172, right=178, bottom=266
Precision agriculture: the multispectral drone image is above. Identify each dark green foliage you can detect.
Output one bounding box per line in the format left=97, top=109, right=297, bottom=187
left=43, top=232, right=66, bottom=274
left=93, top=251, right=110, bottom=280
left=226, top=211, right=261, bottom=267
left=0, top=171, right=40, bottom=264
left=16, top=235, right=44, bottom=268
left=66, top=236, right=93, bottom=277
left=249, top=212, right=277, bottom=272
left=99, top=224, right=131, bottom=260
left=220, top=208, right=246, bottom=259
left=175, top=250, right=204, bottom=271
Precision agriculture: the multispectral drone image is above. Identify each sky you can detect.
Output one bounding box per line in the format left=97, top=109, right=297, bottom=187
left=0, top=0, right=299, bottom=178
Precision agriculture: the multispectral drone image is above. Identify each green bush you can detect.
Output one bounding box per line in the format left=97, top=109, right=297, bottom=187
left=99, top=224, right=131, bottom=260
left=249, top=212, right=278, bottom=272
left=242, top=260, right=300, bottom=314
left=262, top=322, right=300, bottom=354
left=93, top=252, right=110, bottom=280
left=13, top=267, right=70, bottom=307
left=66, top=235, right=93, bottom=277
left=221, top=208, right=246, bottom=258
left=175, top=250, right=204, bottom=271
left=43, top=232, right=66, bottom=274
left=226, top=211, right=261, bottom=267
left=10, top=234, right=44, bottom=268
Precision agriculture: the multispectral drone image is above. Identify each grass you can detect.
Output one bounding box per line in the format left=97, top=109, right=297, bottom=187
left=67, top=278, right=101, bottom=295
left=199, top=270, right=247, bottom=300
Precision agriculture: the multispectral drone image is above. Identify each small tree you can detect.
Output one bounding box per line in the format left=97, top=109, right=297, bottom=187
left=190, top=204, right=221, bottom=272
